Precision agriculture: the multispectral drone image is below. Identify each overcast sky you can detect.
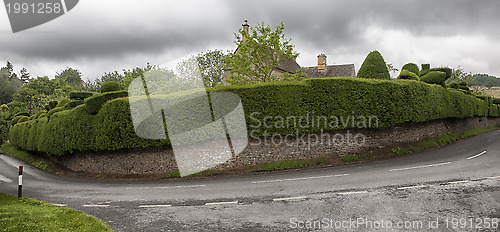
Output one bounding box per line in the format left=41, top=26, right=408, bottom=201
left=1, top=0, right=499, bottom=81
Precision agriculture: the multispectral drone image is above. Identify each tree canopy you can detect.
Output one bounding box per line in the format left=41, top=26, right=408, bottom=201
left=224, top=21, right=303, bottom=85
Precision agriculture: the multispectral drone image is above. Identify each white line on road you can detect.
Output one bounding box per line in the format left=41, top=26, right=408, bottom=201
left=126, top=184, right=206, bottom=190
left=467, top=151, right=487, bottom=160
left=487, top=176, right=500, bottom=179
left=273, top=196, right=307, bottom=201
left=82, top=204, right=110, bottom=207
left=447, top=180, right=470, bottom=184
left=389, top=162, right=451, bottom=172
left=337, top=190, right=368, bottom=195
left=252, top=174, right=349, bottom=184
left=0, top=174, right=12, bottom=183
left=138, top=204, right=171, bottom=208
left=53, top=204, right=67, bottom=207
left=397, top=185, right=427, bottom=190
left=205, top=201, right=238, bottom=206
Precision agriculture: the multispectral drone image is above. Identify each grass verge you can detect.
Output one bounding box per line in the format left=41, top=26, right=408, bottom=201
left=461, top=126, right=500, bottom=139
left=0, top=144, right=54, bottom=172
left=0, top=193, right=114, bottom=232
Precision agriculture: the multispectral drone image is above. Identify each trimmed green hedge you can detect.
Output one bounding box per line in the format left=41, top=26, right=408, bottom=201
left=397, top=70, right=420, bottom=81
left=401, top=63, right=419, bottom=75
left=420, top=71, right=447, bottom=85
left=10, top=78, right=497, bottom=156
left=357, top=51, right=391, bottom=80
left=101, top=81, right=122, bottom=93
left=84, top=90, right=128, bottom=115
left=69, top=91, right=94, bottom=100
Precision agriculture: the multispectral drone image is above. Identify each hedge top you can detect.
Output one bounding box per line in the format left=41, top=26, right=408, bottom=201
left=357, top=51, right=391, bottom=80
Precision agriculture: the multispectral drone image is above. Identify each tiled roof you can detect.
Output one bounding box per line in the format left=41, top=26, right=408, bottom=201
left=302, top=64, right=356, bottom=78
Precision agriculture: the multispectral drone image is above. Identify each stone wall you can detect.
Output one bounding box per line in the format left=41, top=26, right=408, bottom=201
left=59, top=117, right=500, bottom=174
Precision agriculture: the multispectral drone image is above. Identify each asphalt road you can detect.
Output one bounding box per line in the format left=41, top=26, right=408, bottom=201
left=1, top=130, right=499, bottom=231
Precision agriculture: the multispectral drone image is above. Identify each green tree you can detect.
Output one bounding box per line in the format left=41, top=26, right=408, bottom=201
left=55, top=68, right=83, bottom=90
left=357, top=51, right=390, bottom=80
left=196, top=50, right=225, bottom=87
left=224, top=21, right=302, bottom=84
left=0, top=69, right=22, bottom=105
left=19, top=67, right=30, bottom=84
left=10, top=77, right=71, bottom=114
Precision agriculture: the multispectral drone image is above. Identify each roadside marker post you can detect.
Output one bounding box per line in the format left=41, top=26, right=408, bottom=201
left=18, top=166, right=22, bottom=198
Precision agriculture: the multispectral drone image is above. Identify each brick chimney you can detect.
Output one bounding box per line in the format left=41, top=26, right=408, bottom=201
left=242, top=20, right=249, bottom=42
left=318, top=53, right=327, bottom=71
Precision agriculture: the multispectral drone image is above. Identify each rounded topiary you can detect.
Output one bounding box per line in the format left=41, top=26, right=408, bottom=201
left=357, top=51, right=390, bottom=80
left=56, top=99, right=70, bottom=108
left=430, top=67, right=452, bottom=79
left=401, top=63, right=419, bottom=75
left=69, top=91, right=94, bottom=100
left=14, top=112, right=29, bottom=117
left=100, top=81, right=122, bottom=93
left=420, top=71, right=447, bottom=85
left=397, top=70, right=420, bottom=81
left=448, top=82, right=460, bottom=89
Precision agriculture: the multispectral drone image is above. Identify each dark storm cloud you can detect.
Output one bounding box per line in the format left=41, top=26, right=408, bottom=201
left=1, top=0, right=500, bottom=78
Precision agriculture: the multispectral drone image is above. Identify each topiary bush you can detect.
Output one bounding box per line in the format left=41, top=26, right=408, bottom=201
left=45, top=100, right=58, bottom=111
left=100, top=81, right=122, bottom=93
left=420, top=71, right=447, bottom=85
left=14, top=112, right=29, bottom=117
left=357, top=51, right=391, bottom=80
left=84, top=90, right=128, bottom=114
left=46, top=107, right=65, bottom=118
left=430, top=67, right=452, bottom=79
left=65, top=100, right=84, bottom=109
left=401, top=63, right=419, bottom=75
left=419, top=64, right=431, bottom=76
left=69, top=91, right=94, bottom=100
left=448, top=82, right=460, bottom=89
left=493, top=98, right=500, bottom=105
left=10, top=77, right=497, bottom=157
left=56, top=99, right=70, bottom=108
left=397, top=70, right=420, bottom=81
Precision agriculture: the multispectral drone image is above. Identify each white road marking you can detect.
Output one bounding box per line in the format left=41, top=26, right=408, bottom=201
left=397, top=185, right=427, bottom=190
left=273, top=196, right=307, bottom=201
left=447, top=180, right=470, bottom=184
left=252, top=174, right=349, bottom=184
left=389, top=162, right=451, bottom=172
left=53, top=204, right=67, bottom=207
left=138, top=204, right=171, bottom=208
left=82, top=204, right=110, bottom=207
left=337, top=190, right=368, bottom=195
left=487, top=176, right=500, bottom=179
left=205, top=201, right=238, bottom=206
left=126, top=184, right=206, bottom=190
left=156, top=185, right=206, bottom=189
left=0, top=174, right=12, bottom=183
left=467, top=151, right=487, bottom=160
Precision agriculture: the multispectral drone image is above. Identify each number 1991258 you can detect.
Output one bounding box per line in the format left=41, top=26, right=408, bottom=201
left=5, top=2, right=63, bottom=14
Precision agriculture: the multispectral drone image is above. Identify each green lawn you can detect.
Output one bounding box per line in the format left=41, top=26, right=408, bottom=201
left=0, top=193, right=114, bottom=232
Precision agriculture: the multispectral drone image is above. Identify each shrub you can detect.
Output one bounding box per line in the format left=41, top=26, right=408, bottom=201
left=10, top=77, right=496, bottom=157
left=357, top=51, right=390, bottom=79
left=46, top=107, right=65, bottom=118
left=56, top=99, right=70, bottom=108
left=100, top=81, right=122, bottom=93
left=401, top=63, right=419, bottom=74
left=69, top=91, right=94, bottom=100
left=14, top=112, right=29, bottom=117
left=493, top=98, right=500, bottom=105
left=397, top=70, right=420, bottom=80
left=84, top=90, right=128, bottom=115
left=16, top=116, right=29, bottom=124
left=36, top=112, right=47, bottom=119
left=458, top=81, right=468, bottom=87
left=419, top=64, right=431, bottom=76
left=45, top=101, right=58, bottom=111
left=420, top=71, right=447, bottom=85
left=448, top=82, right=459, bottom=89
left=436, top=134, right=451, bottom=146
left=430, top=67, right=452, bottom=79
left=64, top=100, right=84, bottom=109
left=10, top=116, right=24, bottom=125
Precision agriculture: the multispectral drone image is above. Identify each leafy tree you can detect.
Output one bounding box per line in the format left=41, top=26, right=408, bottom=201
left=95, top=64, right=153, bottom=90
left=10, top=76, right=71, bottom=114
left=55, top=68, right=83, bottom=90
left=19, top=67, right=30, bottom=84
left=0, top=68, right=22, bottom=105
left=224, top=21, right=302, bottom=84
left=196, top=50, right=225, bottom=87
left=357, top=51, right=390, bottom=80
left=387, top=63, right=399, bottom=78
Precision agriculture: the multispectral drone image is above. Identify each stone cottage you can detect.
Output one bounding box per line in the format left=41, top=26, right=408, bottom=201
left=302, top=54, right=356, bottom=78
